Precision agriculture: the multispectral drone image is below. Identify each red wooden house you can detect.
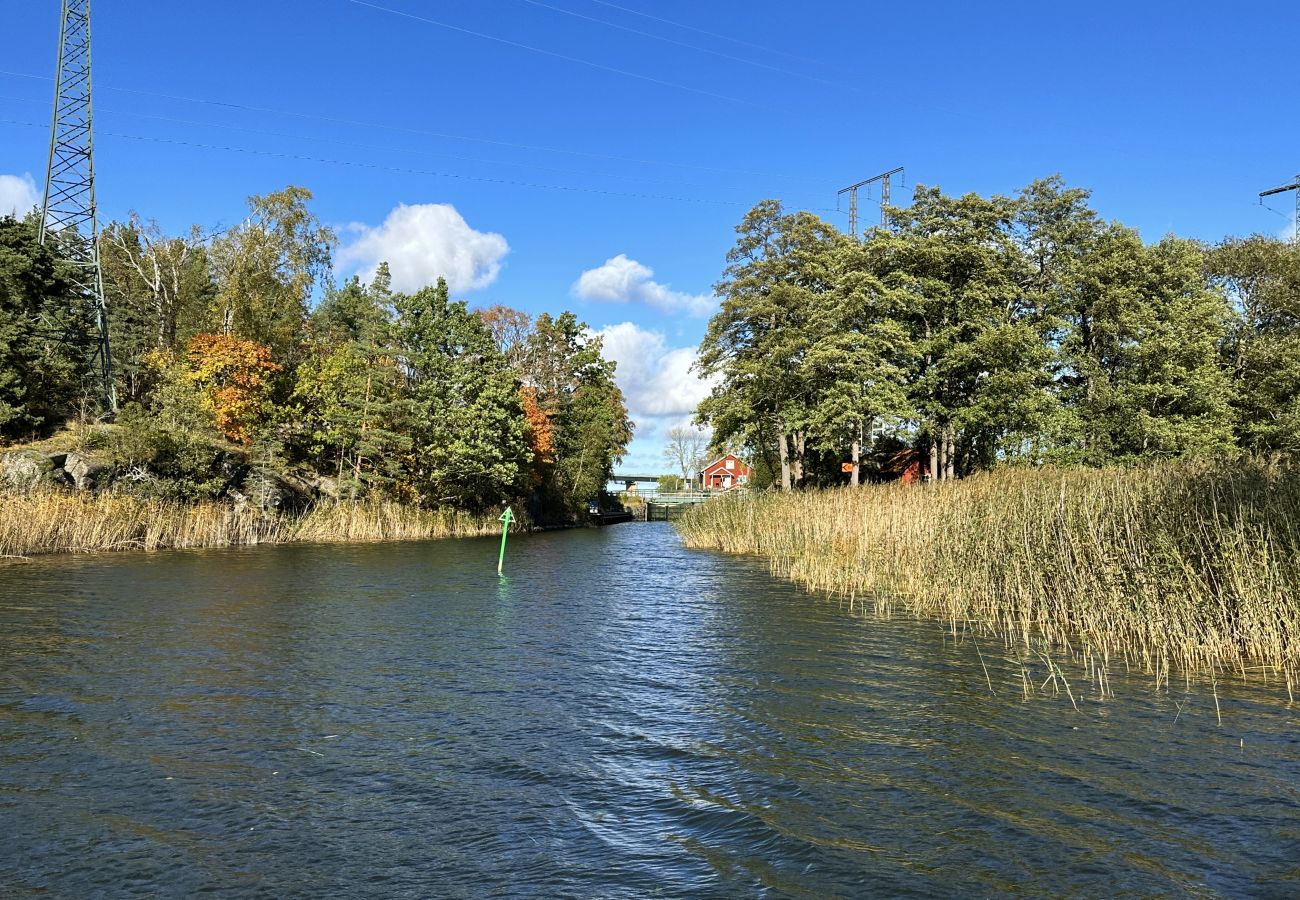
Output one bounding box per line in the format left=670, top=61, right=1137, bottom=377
left=699, top=454, right=751, bottom=491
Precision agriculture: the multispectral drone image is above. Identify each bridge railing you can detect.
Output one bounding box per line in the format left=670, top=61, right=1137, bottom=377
left=647, top=491, right=713, bottom=503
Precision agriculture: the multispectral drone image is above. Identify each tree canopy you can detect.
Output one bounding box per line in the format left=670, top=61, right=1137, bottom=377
left=698, top=177, right=1300, bottom=487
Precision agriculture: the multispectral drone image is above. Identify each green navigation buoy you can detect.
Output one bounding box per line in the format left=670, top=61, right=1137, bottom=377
left=497, top=507, right=514, bottom=576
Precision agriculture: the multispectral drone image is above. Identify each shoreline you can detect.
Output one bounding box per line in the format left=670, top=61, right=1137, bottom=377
left=676, top=458, right=1300, bottom=686
left=0, top=490, right=513, bottom=560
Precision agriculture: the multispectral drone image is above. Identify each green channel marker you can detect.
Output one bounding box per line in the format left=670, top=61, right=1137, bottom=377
left=497, top=507, right=514, bottom=576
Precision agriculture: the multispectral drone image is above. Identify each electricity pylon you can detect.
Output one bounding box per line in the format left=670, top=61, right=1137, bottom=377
left=40, top=0, right=116, bottom=413
left=1260, top=175, right=1300, bottom=245
left=838, top=167, right=904, bottom=237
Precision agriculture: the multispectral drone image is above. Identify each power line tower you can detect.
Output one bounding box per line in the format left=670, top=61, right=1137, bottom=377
left=837, top=166, right=903, bottom=237
left=1260, top=175, right=1300, bottom=245
left=40, top=0, right=116, bottom=413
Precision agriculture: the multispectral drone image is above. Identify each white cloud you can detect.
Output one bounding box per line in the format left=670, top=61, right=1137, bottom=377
left=573, top=254, right=714, bottom=317
left=0, top=173, right=39, bottom=218
left=338, top=203, right=508, bottom=293
left=1274, top=215, right=1294, bottom=244
left=594, top=321, right=718, bottom=473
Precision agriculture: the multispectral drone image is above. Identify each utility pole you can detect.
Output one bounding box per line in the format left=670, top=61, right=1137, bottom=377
left=837, top=166, right=904, bottom=238
left=1260, top=175, right=1300, bottom=245
left=41, top=0, right=116, bottom=413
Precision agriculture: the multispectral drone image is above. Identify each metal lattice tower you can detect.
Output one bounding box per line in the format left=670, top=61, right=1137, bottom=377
left=1260, top=175, right=1300, bottom=245
left=838, top=167, right=904, bottom=238
left=40, top=0, right=116, bottom=412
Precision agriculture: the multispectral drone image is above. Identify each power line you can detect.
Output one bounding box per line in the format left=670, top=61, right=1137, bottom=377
left=584, top=0, right=838, bottom=70
left=0, top=94, right=781, bottom=193
left=2, top=118, right=843, bottom=213
left=0, top=68, right=804, bottom=180
left=510, top=0, right=852, bottom=90
left=345, top=0, right=762, bottom=108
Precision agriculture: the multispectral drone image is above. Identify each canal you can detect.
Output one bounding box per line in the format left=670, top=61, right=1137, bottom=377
left=1, top=523, right=1297, bottom=896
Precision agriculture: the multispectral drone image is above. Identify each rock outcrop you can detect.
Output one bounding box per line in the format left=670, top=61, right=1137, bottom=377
left=0, top=450, right=54, bottom=492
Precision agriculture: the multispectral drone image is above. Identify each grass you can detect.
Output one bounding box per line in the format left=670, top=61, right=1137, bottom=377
left=677, top=458, right=1300, bottom=687
left=0, top=491, right=502, bottom=558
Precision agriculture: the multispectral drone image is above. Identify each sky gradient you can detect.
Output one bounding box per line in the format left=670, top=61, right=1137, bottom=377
left=1, top=0, right=1296, bottom=472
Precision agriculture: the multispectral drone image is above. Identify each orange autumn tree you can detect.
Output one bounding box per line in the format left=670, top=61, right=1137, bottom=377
left=520, top=385, right=556, bottom=487
left=183, top=333, right=281, bottom=444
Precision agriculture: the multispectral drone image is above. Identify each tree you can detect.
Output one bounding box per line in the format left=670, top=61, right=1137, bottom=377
left=698, top=200, right=846, bottom=490
left=881, top=186, right=1055, bottom=479
left=478, top=304, right=534, bottom=373
left=157, top=333, right=282, bottom=446
left=291, top=342, right=409, bottom=498
left=0, top=214, right=89, bottom=438
left=1208, top=236, right=1300, bottom=453
left=100, top=215, right=214, bottom=402
left=522, top=312, right=633, bottom=515
left=311, top=262, right=392, bottom=350
left=391, top=277, right=530, bottom=510
left=209, top=186, right=334, bottom=363
left=803, top=238, right=915, bottom=485
left=662, top=425, right=710, bottom=484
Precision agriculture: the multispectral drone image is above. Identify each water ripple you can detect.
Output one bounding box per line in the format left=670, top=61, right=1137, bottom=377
left=0, top=524, right=1297, bottom=897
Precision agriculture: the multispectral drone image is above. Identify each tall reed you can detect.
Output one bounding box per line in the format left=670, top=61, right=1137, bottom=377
left=677, top=458, right=1300, bottom=682
left=0, top=491, right=499, bottom=558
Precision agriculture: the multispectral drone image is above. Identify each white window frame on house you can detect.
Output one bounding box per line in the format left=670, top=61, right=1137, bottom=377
left=725, top=458, right=736, bottom=470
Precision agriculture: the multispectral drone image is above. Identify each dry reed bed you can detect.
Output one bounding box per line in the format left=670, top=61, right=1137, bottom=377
left=677, top=459, right=1300, bottom=685
left=0, top=491, right=499, bottom=558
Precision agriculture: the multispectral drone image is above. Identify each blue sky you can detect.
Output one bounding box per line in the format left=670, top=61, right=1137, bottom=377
left=1, top=0, right=1296, bottom=472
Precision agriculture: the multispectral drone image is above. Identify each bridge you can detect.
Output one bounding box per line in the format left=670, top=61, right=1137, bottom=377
left=609, top=474, right=668, bottom=492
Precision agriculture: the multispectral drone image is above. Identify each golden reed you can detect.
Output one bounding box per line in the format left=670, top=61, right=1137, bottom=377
left=677, top=458, right=1300, bottom=685
left=0, top=491, right=499, bottom=558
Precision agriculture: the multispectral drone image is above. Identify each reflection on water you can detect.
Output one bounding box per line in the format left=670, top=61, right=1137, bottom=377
left=1, top=524, right=1298, bottom=897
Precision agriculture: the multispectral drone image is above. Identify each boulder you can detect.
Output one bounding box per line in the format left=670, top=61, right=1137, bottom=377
left=240, top=467, right=313, bottom=513
left=0, top=450, right=54, bottom=492
left=289, top=468, right=340, bottom=503
left=63, top=451, right=108, bottom=492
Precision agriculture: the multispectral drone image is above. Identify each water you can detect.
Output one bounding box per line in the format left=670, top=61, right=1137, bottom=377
left=1, top=523, right=1298, bottom=898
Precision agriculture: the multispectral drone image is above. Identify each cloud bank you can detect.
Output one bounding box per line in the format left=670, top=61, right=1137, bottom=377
left=339, top=203, right=508, bottom=293
left=594, top=321, right=718, bottom=472
left=0, top=173, right=39, bottom=218
left=573, top=254, right=714, bottom=317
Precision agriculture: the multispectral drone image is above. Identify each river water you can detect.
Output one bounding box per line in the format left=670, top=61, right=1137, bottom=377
left=1, top=523, right=1297, bottom=897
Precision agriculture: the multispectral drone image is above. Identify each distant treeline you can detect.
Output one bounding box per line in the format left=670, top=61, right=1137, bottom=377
left=0, top=186, right=631, bottom=520
left=697, top=177, right=1300, bottom=488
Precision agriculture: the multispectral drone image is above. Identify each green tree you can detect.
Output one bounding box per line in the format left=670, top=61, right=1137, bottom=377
left=291, top=342, right=410, bottom=499
left=523, top=312, right=632, bottom=515
left=0, top=215, right=89, bottom=438
left=209, top=186, right=334, bottom=364
left=1208, top=236, right=1300, bottom=452
left=1054, top=229, right=1235, bottom=461
left=293, top=263, right=408, bottom=498
left=697, top=200, right=845, bottom=489
left=392, top=277, right=530, bottom=509
left=881, top=186, right=1054, bottom=478
left=311, top=262, right=392, bottom=350
left=803, top=237, right=915, bottom=485
left=100, top=215, right=214, bottom=402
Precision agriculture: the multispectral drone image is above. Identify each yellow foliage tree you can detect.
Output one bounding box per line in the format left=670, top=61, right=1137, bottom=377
left=181, top=333, right=281, bottom=444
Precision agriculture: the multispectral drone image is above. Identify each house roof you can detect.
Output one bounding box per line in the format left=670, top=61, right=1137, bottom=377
left=701, top=454, right=748, bottom=473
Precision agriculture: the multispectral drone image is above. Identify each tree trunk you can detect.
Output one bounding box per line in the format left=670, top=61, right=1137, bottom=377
left=778, top=431, right=791, bottom=491
left=944, top=427, right=955, bottom=480
left=792, top=431, right=806, bottom=488
left=850, top=424, right=861, bottom=488
left=929, top=425, right=940, bottom=482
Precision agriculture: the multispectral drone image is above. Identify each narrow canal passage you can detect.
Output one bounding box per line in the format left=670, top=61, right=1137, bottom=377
left=1, top=523, right=1297, bottom=896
